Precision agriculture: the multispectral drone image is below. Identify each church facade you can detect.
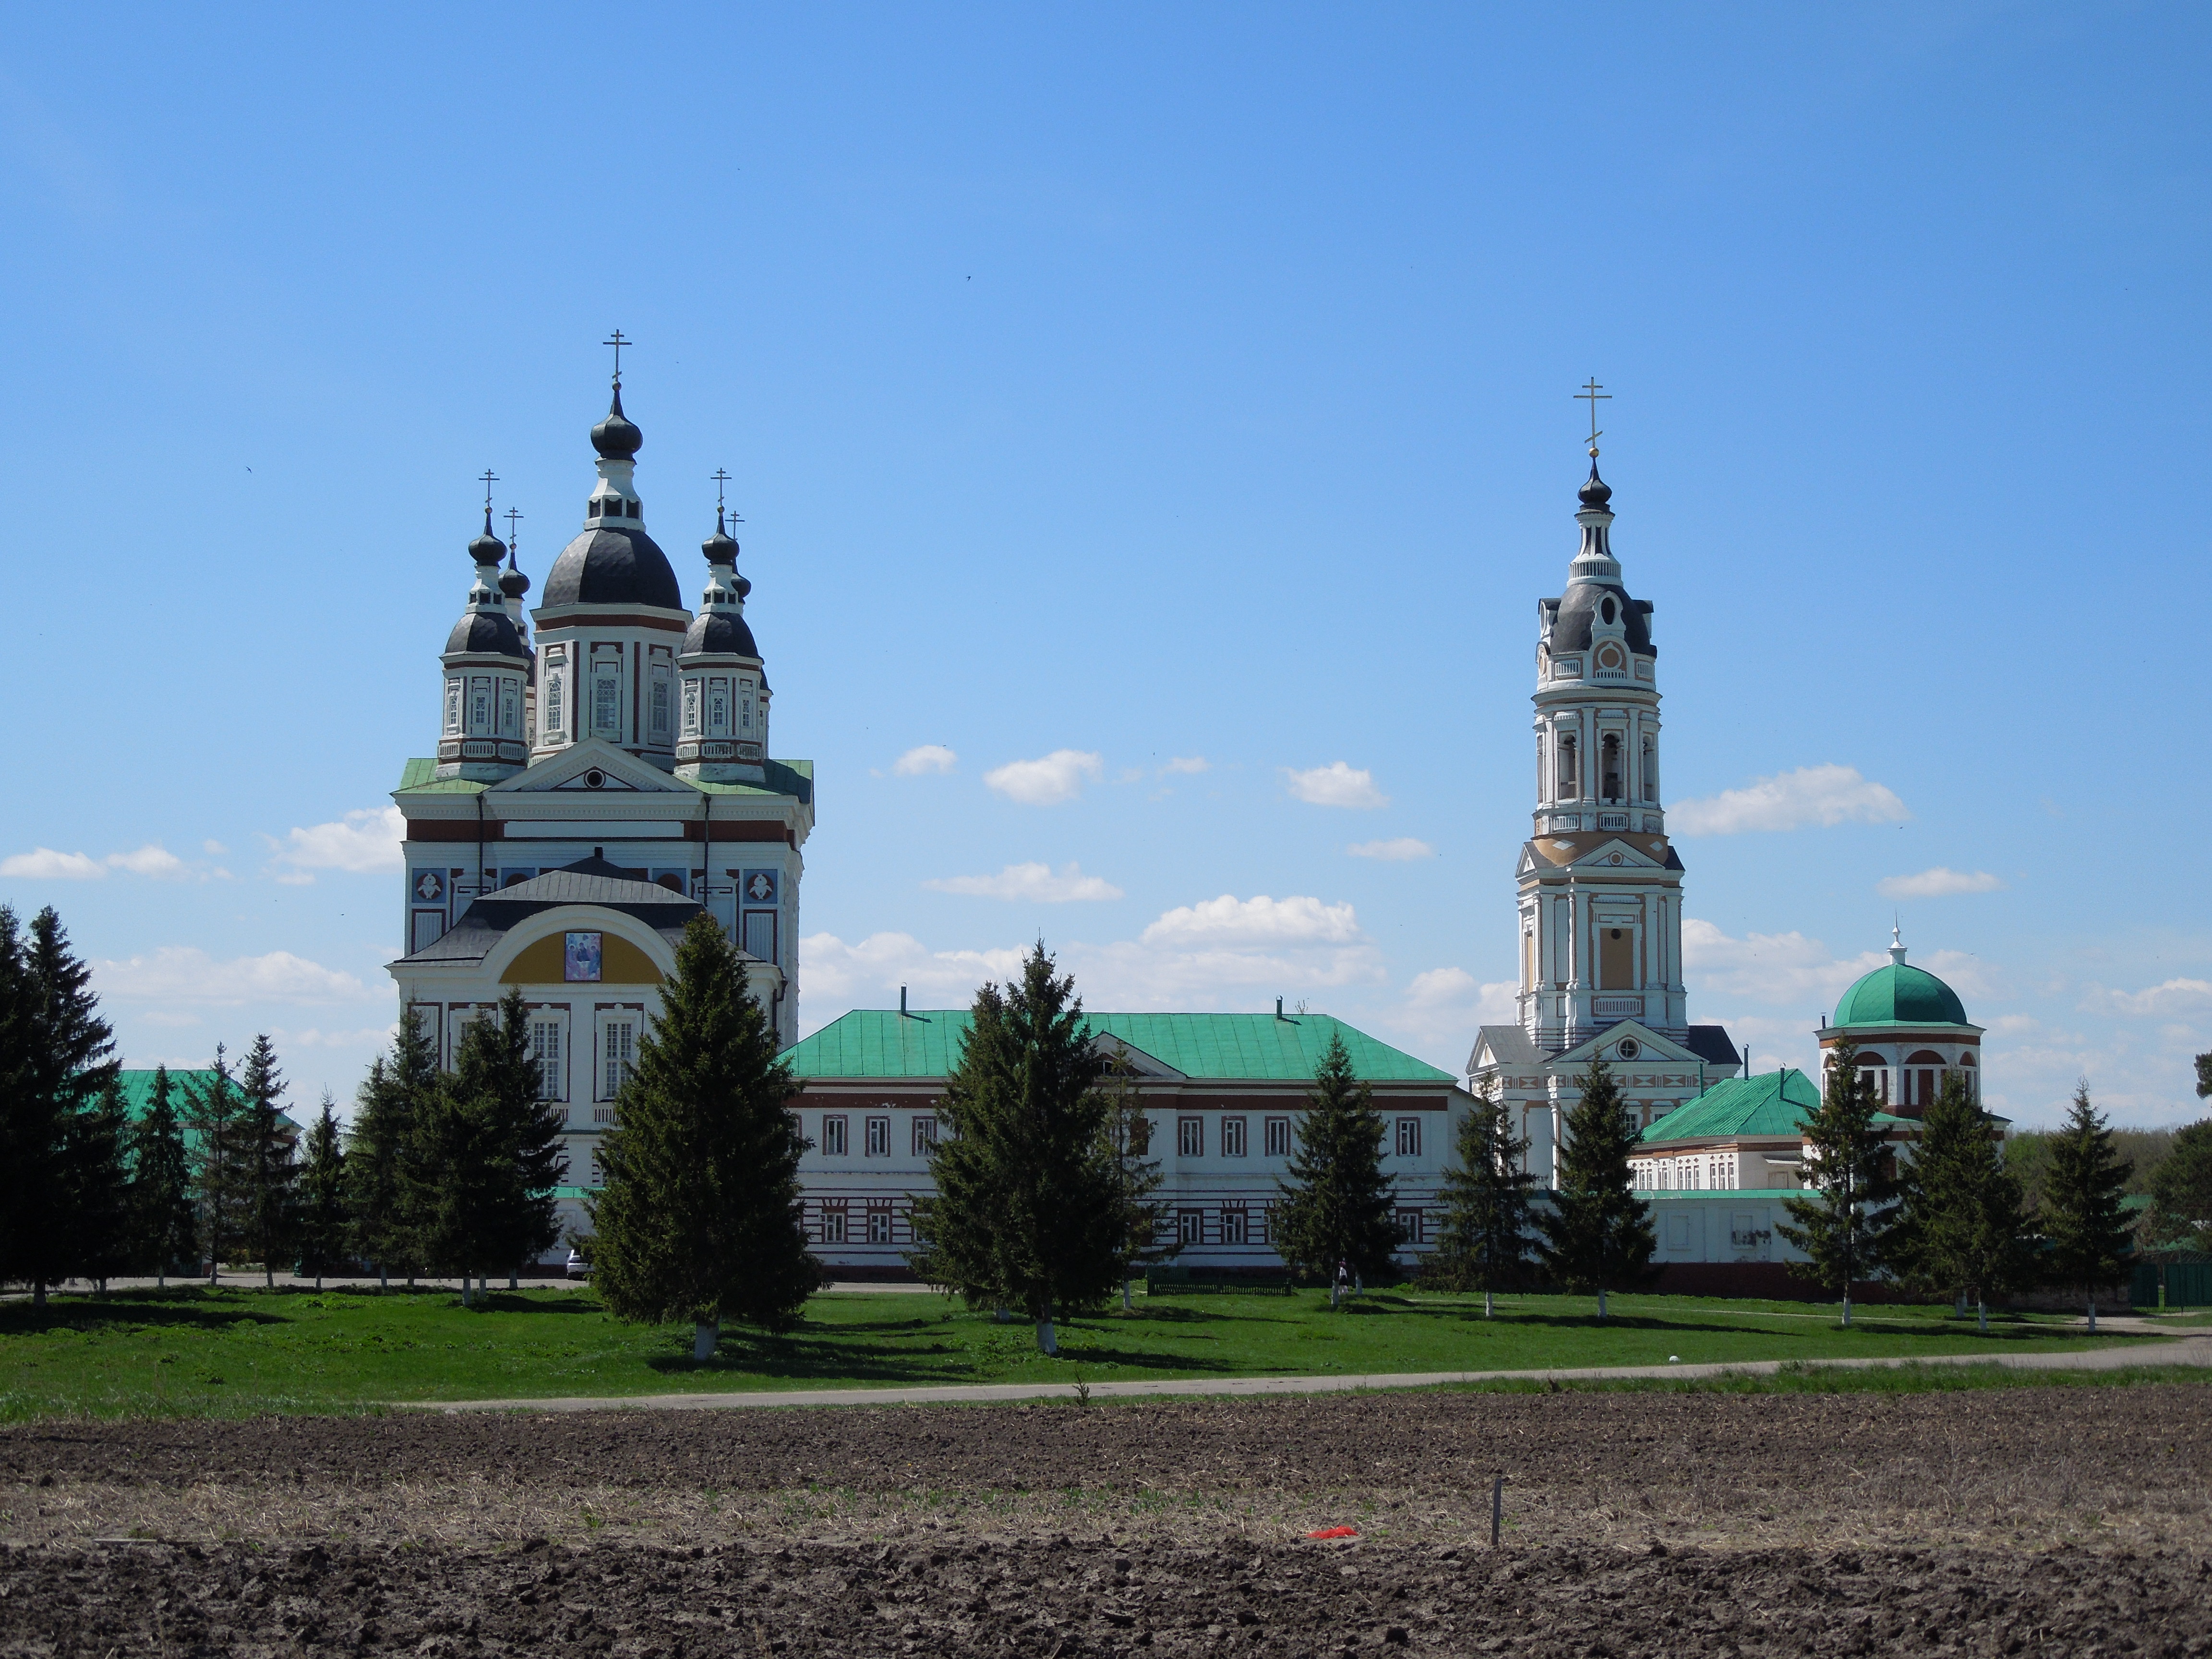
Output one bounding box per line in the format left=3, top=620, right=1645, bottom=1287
left=386, top=373, right=811, bottom=1245
left=1467, top=451, right=1741, bottom=1183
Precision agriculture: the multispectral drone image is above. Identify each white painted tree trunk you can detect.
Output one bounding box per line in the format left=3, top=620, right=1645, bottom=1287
left=1035, top=1319, right=1058, bottom=1356
left=509, top=1273, right=519, bottom=1291
left=1841, top=1293, right=1852, bottom=1328
left=993, top=1305, right=1011, bottom=1323
left=1597, top=1288, right=1608, bottom=1321
left=2086, top=1298, right=2097, bottom=1335
left=694, top=1321, right=721, bottom=1361
left=1955, top=1292, right=1968, bottom=1318
left=1977, top=1298, right=1988, bottom=1334
left=1122, top=1279, right=1132, bottom=1311
left=1484, top=1288, right=1494, bottom=1319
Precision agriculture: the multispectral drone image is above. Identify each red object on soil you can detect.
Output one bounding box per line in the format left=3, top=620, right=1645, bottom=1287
left=1305, top=1526, right=1359, bottom=1540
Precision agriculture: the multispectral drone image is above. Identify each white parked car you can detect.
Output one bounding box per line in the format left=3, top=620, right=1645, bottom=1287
left=565, top=1248, right=592, bottom=1280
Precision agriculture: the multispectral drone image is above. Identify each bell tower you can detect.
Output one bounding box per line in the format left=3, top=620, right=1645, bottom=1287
left=1516, top=447, right=1688, bottom=1049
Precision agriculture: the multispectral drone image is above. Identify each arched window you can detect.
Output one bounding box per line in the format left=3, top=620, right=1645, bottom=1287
left=1600, top=733, right=1623, bottom=802
left=1557, top=734, right=1578, bottom=800
left=1905, top=1050, right=1947, bottom=1110
left=1641, top=736, right=1658, bottom=803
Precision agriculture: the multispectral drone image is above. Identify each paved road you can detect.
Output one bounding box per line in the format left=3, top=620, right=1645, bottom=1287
left=400, top=1333, right=2212, bottom=1415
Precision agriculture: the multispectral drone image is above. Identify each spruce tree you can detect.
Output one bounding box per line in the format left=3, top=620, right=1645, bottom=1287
left=411, top=990, right=564, bottom=1303
left=1779, top=1041, right=1896, bottom=1326
left=124, top=1064, right=197, bottom=1285
left=1535, top=1056, right=1654, bottom=1319
left=589, top=917, right=817, bottom=1357
left=2042, top=1080, right=2133, bottom=1334
left=183, top=1047, right=252, bottom=1284
left=908, top=945, right=1126, bottom=1354
left=1103, top=1056, right=1177, bottom=1308
left=347, top=1009, right=440, bottom=1286
left=1431, top=1083, right=1538, bottom=1315
left=60, top=1077, right=131, bottom=1293
left=0, top=907, right=123, bottom=1305
left=1891, top=1072, right=2032, bottom=1331
left=2147, top=1118, right=2212, bottom=1252
left=296, top=1094, right=349, bottom=1289
left=1273, top=1033, right=1403, bottom=1296
left=238, top=1035, right=299, bottom=1288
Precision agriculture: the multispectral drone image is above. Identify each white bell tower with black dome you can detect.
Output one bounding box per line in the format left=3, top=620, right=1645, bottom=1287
left=434, top=507, right=533, bottom=782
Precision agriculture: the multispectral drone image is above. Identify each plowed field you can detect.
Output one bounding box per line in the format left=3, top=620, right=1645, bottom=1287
left=2, top=1384, right=2208, bottom=1655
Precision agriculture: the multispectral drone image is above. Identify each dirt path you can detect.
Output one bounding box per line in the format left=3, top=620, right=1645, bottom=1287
left=2, top=1384, right=2208, bottom=1653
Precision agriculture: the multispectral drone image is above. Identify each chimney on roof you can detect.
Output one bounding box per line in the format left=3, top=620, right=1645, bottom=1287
left=1275, top=996, right=1284, bottom=1020
left=900, top=985, right=908, bottom=1017
left=594, top=846, right=604, bottom=860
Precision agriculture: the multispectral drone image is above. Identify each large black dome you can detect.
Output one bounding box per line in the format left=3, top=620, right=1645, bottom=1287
left=683, top=608, right=760, bottom=658
left=445, top=608, right=527, bottom=658
left=1545, top=581, right=1656, bottom=656
left=543, top=526, right=683, bottom=609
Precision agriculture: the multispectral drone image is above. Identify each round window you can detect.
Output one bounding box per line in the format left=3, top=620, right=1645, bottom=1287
left=584, top=769, right=605, bottom=790
left=1601, top=597, right=1616, bottom=624
left=1610, top=928, right=1623, bottom=939
left=1617, top=1038, right=1640, bottom=1060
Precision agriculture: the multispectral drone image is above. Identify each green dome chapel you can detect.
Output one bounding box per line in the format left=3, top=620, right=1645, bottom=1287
left=1817, top=929, right=1984, bottom=1114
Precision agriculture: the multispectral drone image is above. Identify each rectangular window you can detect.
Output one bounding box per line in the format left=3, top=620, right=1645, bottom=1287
left=683, top=679, right=699, bottom=735
left=820, top=1204, right=848, bottom=1245
left=1221, top=1206, right=1250, bottom=1245
left=500, top=679, right=521, bottom=736
left=1396, top=1117, right=1422, bottom=1157
left=912, top=1115, right=938, bottom=1156
left=602, top=1018, right=636, bottom=1101
left=1178, top=1208, right=1204, bottom=1246
left=743, top=911, right=777, bottom=965
left=469, top=676, right=491, bottom=733
left=1396, top=1208, right=1425, bottom=1246
left=1221, top=1116, right=1248, bottom=1157
left=865, top=1116, right=890, bottom=1157
left=529, top=1019, right=564, bottom=1101
left=740, top=677, right=754, bottom=731
left=709, top=677, right=729, bottom=734
left=444, top=678, right=462, bottom=734
left=822, top=1114, right=848, bottom=1156
left=866, top=1206, right=893, bottom=1245
left=1178, top=1116, right=1203, bottom=1157
left=545, top=670, right=564, bottom=734
left=650, top=666, right=672, bottom=738
left=1264, top=1116, right=1292, bottom=1158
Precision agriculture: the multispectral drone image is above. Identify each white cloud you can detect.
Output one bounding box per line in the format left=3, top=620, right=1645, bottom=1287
left=271, top=1023, right=402, bottom=1051
left=107, top=844, right=188, bottom=878
left=269, top=806, right=405, bottom=877
left=2081, top=979, right=2212, bottom=1019
left=892, top=744, right=959, bottom=776
left=1876, top=866, right=2005, bottom=899
left=93, top=947, right=377, bottom=1007
left=1378, top=966, right=1518, bottom=1053
left=799, top=931, right=1030, bottom=1006
left=1346, top=837, right=1435, bottom=861
left=984, top=749, right=1105, bottom=806
left=1142, top=893, right=1362, bottom=949
left=202, top=839, right=228, bottom=856
left=923, top=862, right=1124, bottom=902
left=0, top=848, right=107, bottom=879
left=1669, top=764, right=1909, bottom=836
left=1161, top=756, right=1210, bottom=776
left=1283, top=761, right=1389, bottom=810
left=1683, top=918, right=1994, bottom=1012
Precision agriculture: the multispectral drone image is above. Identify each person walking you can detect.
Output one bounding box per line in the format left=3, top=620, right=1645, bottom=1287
left=1333, top=1256, right=1349, bottom=1309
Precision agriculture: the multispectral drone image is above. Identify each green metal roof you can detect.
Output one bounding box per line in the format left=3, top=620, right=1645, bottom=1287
left=782, top=1010, right=1456, bottom=1085
left=395, top=757, right=812, bottom=804
left=114, top=1070, right=306, bottom=1137
left=1642, top=1068, right=1922, bottom=1147
left=1832, top=959, right=1971, bottom=1028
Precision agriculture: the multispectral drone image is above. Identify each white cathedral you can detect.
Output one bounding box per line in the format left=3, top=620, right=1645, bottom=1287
left=385, top=368, right=1984, bottom=1281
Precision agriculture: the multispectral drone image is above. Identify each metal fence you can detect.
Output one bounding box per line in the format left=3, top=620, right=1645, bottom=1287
left=2132, top=1254, right=2212, bottom=1310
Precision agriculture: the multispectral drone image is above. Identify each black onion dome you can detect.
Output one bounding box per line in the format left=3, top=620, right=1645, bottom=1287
left=591, top=385, right=643, bottom=459
left=543, top=525, right=683, bottom=608
left=683, top=607, right=760, bottom=659
left=469, top=513, right=508, bottom=567
left=1578, top=461, right=1613, bottom=511
left=498, top=561, right=529, bottom=600
left=444, top=607, right=527, bottom=659
left=702, top=522, right=739, bottom=564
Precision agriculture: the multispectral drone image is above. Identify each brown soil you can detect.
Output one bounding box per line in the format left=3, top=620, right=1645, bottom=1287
left=2, top=1385, right=2209, bottom=1655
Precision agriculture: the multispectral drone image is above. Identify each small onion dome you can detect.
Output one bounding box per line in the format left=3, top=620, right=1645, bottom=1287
left=469, top=513, right=507, bottom=568
left=591, top=385, right=644, bottom=459
left=702, top=514, right=739, bottom=565
left=684, top=606, right=760, bottom=659
left=1578, top=460, right=1613, bottom=511
left=499, top=553, right=530, bottom=601
left=445, top=607, right=527, bottom=659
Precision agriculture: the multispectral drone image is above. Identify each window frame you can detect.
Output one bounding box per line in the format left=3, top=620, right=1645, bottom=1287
left=1395, top=1116, right=1422, bottom=1158
left=1263, top=1116, right=1292, bottom=1158
left=1177, top=1116, right=1203, bottom=1157
left=821, top=1114, right=848, bottom=1157
left=865, top=1115, right=890, bottom=1158
left=1221, top=1115, right=1248, bottom=1157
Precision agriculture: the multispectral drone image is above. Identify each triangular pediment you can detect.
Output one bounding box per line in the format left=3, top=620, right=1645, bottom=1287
left=495, top=740, right=692, bottom=795
left=1091, top=1034, right=1188, bottom=1081
left=1572, top=837, right=1663, bottom=870
left=1468, top=1022, right=1539, bottom=1074
left=1555, top=1018, right=1698, bottom=1066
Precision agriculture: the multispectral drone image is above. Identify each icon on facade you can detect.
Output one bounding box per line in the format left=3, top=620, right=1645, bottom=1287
left=414, top=870, right=445, bottom=903
left=743, top=869, right=778, bottom=904
left=564, top=931, right=603, bottom=983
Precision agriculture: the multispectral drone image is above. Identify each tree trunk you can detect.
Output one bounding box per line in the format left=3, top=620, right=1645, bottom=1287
left=1122, top=1278, right=1132, bottom=1311
left=461, top=1279, right=473, bottom=1308
left=379, top=1266, right=388, bottom=1290
left=1596, top=1288, right=1608, bottom=1321
left=2086, top=1296, right=2097, bottom=1335
left=509, top=1271, right=519, bottom=1291
left=265, top=1262, right=275, bottom=1289
left=1034, top=1319, right=1058, bottom=1356
left=1841, top=1291, right=1853, bottom=1328
left=1955, top=1292, right=1967, bottom=1319
left=32, top=1279, right=46, bottom=1309
left=157, top=1268, right=166, bottom=1290
left=1977, top=1297, right=1988, bottom=1334
left=693, top=1321, right=720, bottom=1362
left=1484, top=1288, right=1494, bottom=1319
left=993, top=1305, right=1011, bottom=1324
left=315, top=1273, right=323, bottom=1291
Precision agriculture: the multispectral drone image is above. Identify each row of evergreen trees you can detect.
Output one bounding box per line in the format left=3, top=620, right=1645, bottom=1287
left=1420, top=1038, right=2139, bottom=1327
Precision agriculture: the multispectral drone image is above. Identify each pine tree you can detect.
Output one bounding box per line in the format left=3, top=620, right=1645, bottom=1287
left=1102, top=1055, right=1177, bottom=1308
left=908, top=945, right=1126, bottom=1354
left=1273, top=1033, right=1403, bottom=1297
left=0, top=907, right=123, bottom=1305
left=2042, top=1079, right=2133, bottom=1334
left=347, top=1010, right=440, bottom=1286
left=1535, top=1056, right=1654, bottom=1319
left=1890, top=1072, right=2032, bottom=1331
left=1431, top=1083, right=1538, bottom=1315
left=60, top=1077, right=131, bottom=1293
left=124, top=1064, right=197, bottom=1285
left=410, top=991, right=565, bottom=1304
left=296, top=1094, right=349, bottom=1289
left=1779, top=1041, right=1896, bottom=1326
left=183, top=1047, right=253, bottom=1284
left=2147, top=1118, right=2212, bottom=1253
left=589, top=918, right=817, bottom=1357
left=238, top=1035, right=299, bottom=1288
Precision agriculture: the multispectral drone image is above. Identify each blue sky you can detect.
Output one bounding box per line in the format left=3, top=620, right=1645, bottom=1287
left=2, top=5, right=2206, bottom=1129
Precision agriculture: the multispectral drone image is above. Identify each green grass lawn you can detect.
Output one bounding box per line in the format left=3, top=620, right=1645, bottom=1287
left=0, top=1284, right=2169, bottom=1422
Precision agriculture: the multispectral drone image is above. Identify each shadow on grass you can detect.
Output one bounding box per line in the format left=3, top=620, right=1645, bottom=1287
left=640, top=1322, right=1249, bottom=1385
left=0, top=1298, right=291, bottom=1336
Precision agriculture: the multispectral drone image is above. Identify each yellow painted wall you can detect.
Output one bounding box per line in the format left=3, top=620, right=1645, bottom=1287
left=501, top=930, right=664, bottom=986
